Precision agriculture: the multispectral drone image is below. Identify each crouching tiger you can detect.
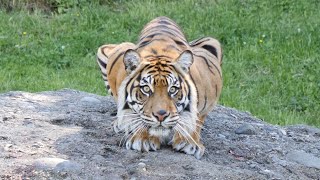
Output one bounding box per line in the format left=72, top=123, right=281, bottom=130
left=96, top=17, right=222, bottom=159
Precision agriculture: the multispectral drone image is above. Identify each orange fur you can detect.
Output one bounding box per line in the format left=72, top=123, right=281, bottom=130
left=96, top=17, right=222, bottom=159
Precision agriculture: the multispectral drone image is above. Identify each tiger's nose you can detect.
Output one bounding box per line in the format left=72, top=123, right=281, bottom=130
left=153, top=110, right=169, bottom=122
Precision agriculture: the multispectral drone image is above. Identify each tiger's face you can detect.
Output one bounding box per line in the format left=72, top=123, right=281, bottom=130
left=115, top=49, right=198, bottom=139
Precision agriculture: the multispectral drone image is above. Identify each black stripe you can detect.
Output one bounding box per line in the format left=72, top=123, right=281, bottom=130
left=193, top=54, right=221, bottom=78
left=139, top=32, right=163, bottom=41
left=184, top=104, right=191, bottom=112
left=158, top=20, right=172, bottom=25
left=142, top=25, right=185, bottom=38
left=157, top=18, right=181, bottom=30
left=164, top=44, right=182, bottom=52
left=142, top=28, right=187, bottom=43
left=190, top=37, right=205, bottom=46
left=151, top=48, right=158, bottom=55
left=123, top=102, right=130, bottom=109
left=174, top=40, right=187, bottom=46
left=97, top=57, right=106, bottom=68
left=137, top=38, right=166, bottom=49
left=202, top=45, right=218, bottom=58
left=215, top=84, right=218, bottom=97
left=108, top=51, right=125, bottom=75
left=156, top=55, right=172, bottom=59
left=190, top=38, right=210, bottom=47
left=193, top=49, right=215, bottom=58
left=101, top=71, right=107, bottom=77
left=100, top=47, right=109, bottom=57
left=200, top=95, right=207, bottom=113
left=193, top=54, right=216, bottom=75
left=108, top=47, right=122, bottom=58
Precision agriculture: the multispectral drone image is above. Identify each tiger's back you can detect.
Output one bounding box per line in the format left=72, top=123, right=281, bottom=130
left=97, top=17, right=222, bottom=116
left=96, top=17, right=222, bottom=159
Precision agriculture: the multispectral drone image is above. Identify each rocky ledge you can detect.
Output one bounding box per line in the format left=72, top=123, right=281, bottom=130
left=0, top=89, right=319, bottom=179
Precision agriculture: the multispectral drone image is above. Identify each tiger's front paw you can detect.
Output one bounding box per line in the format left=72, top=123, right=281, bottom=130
left=126, top=135, right=160, bottom=152
left=171, top=135, right=205, bottom=159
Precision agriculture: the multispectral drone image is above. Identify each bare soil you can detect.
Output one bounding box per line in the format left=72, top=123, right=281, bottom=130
left=0, top=89, right=319, bottom=179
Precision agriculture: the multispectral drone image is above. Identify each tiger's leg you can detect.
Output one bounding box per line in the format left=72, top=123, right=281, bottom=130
left=172, top=115, right=206, bottom=159
left=126, top=129, right=161, bottom=152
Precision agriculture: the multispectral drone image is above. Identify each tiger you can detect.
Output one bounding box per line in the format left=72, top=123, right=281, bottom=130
left=96, top=16, right=222, bottom=159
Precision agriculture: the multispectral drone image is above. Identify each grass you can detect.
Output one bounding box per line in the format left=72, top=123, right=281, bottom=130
left=0, top=0, right=319, bottom=127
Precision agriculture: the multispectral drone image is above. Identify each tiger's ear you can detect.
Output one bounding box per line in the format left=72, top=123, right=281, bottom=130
left=123, top=49, right=141, bottom=74
left=176, top=50, right=194, bottom=72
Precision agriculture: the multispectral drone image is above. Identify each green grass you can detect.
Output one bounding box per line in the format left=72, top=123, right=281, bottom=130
left=0, top=0, right=319, bottom=127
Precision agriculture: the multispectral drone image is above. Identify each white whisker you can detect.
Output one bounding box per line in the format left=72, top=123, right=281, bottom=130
left=175, top=123, right=200, bottom=147
left=119, top=122, right=143, bottom=147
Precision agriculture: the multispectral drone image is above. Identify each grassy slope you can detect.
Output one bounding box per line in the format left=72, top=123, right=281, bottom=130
left=0, top=0, right=319, bottom=127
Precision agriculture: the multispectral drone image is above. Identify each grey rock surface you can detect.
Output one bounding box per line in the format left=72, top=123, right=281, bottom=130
left=235, top=123, right=257, bottom=135
left=286, top=150, right=320, bottom=169
left=0, top=89, right=319, bottom=179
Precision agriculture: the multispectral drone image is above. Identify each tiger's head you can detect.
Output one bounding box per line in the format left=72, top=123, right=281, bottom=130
left=114, top=49, right=198, bottom=140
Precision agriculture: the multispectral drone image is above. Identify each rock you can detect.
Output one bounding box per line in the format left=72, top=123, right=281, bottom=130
left=137, top=162, right=147, bottom=171
left=278, top=129, right=287, bottom=136
left=217, top=134, right=226, bottom=139
left=33, top=158, right=68, bottom=170
left=235, top=123, right=257, bottom=135
left=31, top=144, right=41, bottom=148
left=54, top=160, right=82, bottom=173
left=286, top=150, right=320, bottom=169
left=80, top=97, right=101, bottom=104
left=0, top=89, right=319, bottom=179
left=4, top=144, right=13, bottom=151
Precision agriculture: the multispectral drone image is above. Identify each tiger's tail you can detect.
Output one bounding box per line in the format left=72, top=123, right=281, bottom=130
left=96, top=44, right=117, bottom=95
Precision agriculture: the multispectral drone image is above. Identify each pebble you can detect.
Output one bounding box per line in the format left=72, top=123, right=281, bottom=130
left=33, top=158, right=67, bottom=170
left=31, top=144, right=41, bottom=148
left=235, top=124, right=257, bottom=135
left=217, top=134, right=226, bottom=139
left=4, top=144, right=13, bottom=151
left=2, top=117, right=9, bottom=121
left=138, top=162, right=147, bottom=171
left=80, top=97, right=101, bottom=104
left=54, top=160, right=82, bottom=173
left=286, top=150, right=320, bottom=169
left=278, top=129, right=287, bottom=136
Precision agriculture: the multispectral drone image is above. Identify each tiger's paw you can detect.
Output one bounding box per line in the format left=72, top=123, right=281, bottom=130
left=171, top=135, right=205, bottom=159
left=126, top=136, right=160, bottom=152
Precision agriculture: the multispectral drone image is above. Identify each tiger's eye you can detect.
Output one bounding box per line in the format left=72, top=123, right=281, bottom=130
left=169, top=86, right=177, bottom=93
left=142, top=86, right=150, bottom=93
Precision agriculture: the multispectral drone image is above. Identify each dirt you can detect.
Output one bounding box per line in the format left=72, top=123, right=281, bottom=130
left=0, top=89, right=319, bottom=179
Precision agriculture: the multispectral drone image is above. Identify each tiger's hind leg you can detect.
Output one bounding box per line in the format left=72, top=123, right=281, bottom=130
left=96, top=44, right=118, bottom=95
left=190, top=37, right=223, bottom=65
left=172, top=115, right=207, bottom=159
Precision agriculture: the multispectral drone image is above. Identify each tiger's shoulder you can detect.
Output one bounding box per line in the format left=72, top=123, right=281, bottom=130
left=96, top=17, right=222, bottom=101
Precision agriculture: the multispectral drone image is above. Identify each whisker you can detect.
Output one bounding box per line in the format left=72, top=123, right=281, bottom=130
left=119, top=122, right=143, bottom=147
left=116, top=119, right=142, bottom=133
left=109, top=114, right=139, bottom=120
left=179, top=117, right=210, bottom=132
left=124, top=124, right=145, bottom=147
left=176, top=123, right=200, bottom=147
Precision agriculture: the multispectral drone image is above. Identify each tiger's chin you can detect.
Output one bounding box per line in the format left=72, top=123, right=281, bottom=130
left=148, top=127, right=171, bottom=138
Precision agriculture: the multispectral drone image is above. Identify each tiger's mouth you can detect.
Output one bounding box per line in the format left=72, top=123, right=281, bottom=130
left=148, top=126, right=171, bottom=137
